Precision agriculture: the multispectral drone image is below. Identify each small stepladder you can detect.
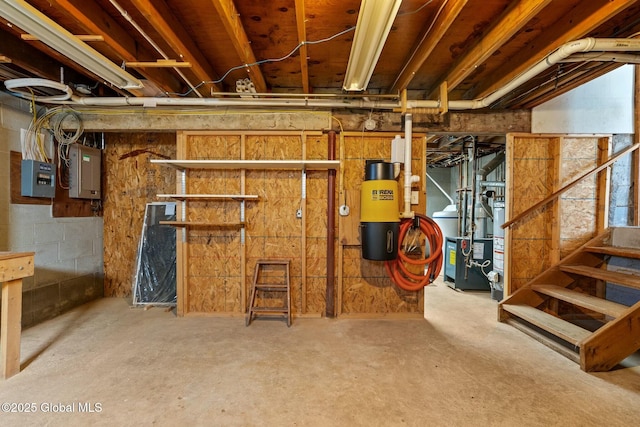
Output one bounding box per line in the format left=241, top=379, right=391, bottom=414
left=246, top=259, right=291, bottom=327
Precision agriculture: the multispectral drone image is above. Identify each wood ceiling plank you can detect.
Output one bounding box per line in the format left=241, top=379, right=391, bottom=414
left=390, top=0, right=468, bottom=94
left=474, top=0, right=638, bottom=100
left=45, top=0, right=182, bottom=95
left=440, top=0, right=552, bottom=93
left=208, top=0, right=268, bottom=93
left=295, top=0, right=310, bottom=93
left=129, top=0, right=221, bottom=95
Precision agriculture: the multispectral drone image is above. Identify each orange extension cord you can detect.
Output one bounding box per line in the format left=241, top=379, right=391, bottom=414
left=385, top=214, right=444, bottom=291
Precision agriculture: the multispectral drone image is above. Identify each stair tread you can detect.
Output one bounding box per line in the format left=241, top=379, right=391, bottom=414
left=560, top=265, right=640, bottom=290
left=250, top=307, right=289, bottom=313
left=502, top=304, right=591, bottom=346
left=255, top=284, right=289, bottom=289
left=586, top=245, right=640, bottom=260
left=531, top=285, right=628, bottom=318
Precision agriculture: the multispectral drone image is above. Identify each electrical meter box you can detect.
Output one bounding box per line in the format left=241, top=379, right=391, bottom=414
left=69, top=144, right=101, bottom=199
left=21, top=159, right=55, bottom=198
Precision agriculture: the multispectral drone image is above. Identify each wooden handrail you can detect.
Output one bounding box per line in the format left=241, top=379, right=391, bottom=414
left=502, top=142, right=640, bottom=229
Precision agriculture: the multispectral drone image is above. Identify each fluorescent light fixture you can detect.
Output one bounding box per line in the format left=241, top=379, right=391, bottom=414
left=343, top=0, right=402, bottom=92
left=0, top=0, right=143, bottom=90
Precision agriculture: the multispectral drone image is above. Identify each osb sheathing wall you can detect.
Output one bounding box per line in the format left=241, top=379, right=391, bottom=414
left=103, top=133, right=176, bottom=297
left=178, top=131, right=330, bottom=316
left=339, top=133, right=426, bottom=316
left=102, top=130, right=426, bottom=316
left=505, top=133, right=609, bottom=294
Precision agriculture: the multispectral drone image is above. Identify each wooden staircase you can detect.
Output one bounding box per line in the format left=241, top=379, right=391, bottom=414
left=499, top=228, right=640, bottom=372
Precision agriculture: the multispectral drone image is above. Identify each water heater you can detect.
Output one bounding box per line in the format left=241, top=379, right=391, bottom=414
left=360, top=161, right=399, bottom=260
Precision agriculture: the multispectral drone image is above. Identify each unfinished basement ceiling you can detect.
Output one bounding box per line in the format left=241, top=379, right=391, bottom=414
left=0, top=0, right=639, bottom=167
left=0, top=0, right=638, bottom=105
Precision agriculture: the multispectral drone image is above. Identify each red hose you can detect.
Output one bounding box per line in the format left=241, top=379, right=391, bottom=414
left=385, top=213, right=444, bottom=291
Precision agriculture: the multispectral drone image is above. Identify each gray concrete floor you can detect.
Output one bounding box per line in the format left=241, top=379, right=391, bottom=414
left=1, top=278, right=639, bottom=426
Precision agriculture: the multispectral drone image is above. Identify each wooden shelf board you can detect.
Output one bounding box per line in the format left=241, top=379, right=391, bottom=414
left=151, top=159, right=340, bottom=170
left=560, top=265, right=640, bottom=290
left=159, top=221, right=245, bottom=228
left=157, top=194, right=259, bottom=200
left=531, top=284, right=628, bottom=318
left=502, top=304, right=591, bottom=346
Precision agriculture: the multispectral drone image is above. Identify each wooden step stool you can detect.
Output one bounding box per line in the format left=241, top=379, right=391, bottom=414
left=246, top=259, right=291, bottom=327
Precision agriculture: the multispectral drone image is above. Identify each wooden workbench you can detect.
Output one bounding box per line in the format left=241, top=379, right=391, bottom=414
left=0, top=251, right=34, bottom=379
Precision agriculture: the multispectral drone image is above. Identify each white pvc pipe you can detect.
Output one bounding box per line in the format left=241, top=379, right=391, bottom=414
left=405, top=38, right=640, bottom=111
left=402, top=113, right=413, bottom=218
left=560, top=52, right=640, bottom=64
left=65, top=95, right=400, bottom=110
left=7, top=38, right=640, bottom=111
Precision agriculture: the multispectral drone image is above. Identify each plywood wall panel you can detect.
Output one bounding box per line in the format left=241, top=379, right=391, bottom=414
left=103, top=132, right=176, bottom=297
left=338, top=134, right=425, bottom=315
left=188, top=276, right=226, bottom=312
left=559, top=136, right=598, bottom=259
left=507, top=135, right=556, bottom=291
left=305, top=277, right=326, bottom=314
left=246, top=135, right=303, bottom=159
left=182, top=133, right=244, bottom=314
left=156, top=131, right=425, bottom=317
left=306, top=134, right=328, bottom=160
left=506, top=134, right=605, bottom=293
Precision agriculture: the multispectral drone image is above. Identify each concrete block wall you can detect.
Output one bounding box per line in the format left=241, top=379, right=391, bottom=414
left=0, top=93, right=103, bottom=328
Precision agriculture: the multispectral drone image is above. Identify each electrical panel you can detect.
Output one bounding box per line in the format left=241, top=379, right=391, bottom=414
left=21, top=159, right=56, bottom=198
left=69, top=144, right=101, bottom=199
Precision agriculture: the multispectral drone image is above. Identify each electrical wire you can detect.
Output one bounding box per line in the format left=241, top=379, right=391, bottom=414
left=385, top=213, right=443, bottom=291
left=23, top=106, right=85, bottom=189
left=397, top=0, right=434, bottom=17
left=165, top=1, right=438, bottom=98
left=166, top=26, right=357, bottom=97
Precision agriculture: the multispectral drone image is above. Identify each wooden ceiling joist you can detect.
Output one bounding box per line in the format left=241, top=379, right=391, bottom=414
left=390, top=0, right=468, bottom=94
left=294, top=0, right=310, bottom=94
left=209, top=0, right=268, bottom=93
left=46, top=0, right=182, bottom=96
left=129, top=0, right=222, bottom=95
left=0, top=32, right=93, bottom=85
left=473, top=0, right=638, bottom=100
left=439, top=0, right=552, bottom=93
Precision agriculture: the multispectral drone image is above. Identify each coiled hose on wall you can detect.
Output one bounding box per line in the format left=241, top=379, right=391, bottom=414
left=385, top=213, right=444, bottom=291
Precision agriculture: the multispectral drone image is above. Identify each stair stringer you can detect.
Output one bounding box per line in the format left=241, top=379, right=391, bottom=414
left=579, top=299, right=640, bottom=372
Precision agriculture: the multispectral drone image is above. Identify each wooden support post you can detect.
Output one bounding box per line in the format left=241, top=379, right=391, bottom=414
left=0, top=252, right=34, bottom=379
left=634, top=65, right=640, bottom=226
left=550, top=138, right=561, bottom=265
left=241, top=134, right=247, bottom=314
left=504, top=134, right=514, bottom=296
left=337, top=133, right=345, bottom=317
left=301, top=133, right=307, bottom=314
left=326, top=131, right=337, bottom=318
left=596, top=137, right=611, bottom=233
left=1, top=280, right=22, bottom=379
left=176, top=132, right=187, bottom=316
